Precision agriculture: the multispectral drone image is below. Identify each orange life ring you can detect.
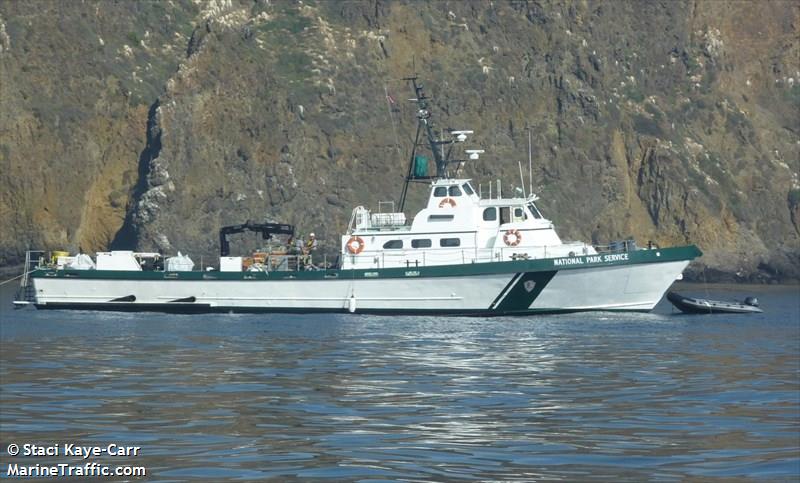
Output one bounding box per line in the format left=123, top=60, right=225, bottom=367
left=346, top=236, right=365, bottom=254
left=503, top=229, right=522, bottom=247
left=439, top=197, right=457, bottom=208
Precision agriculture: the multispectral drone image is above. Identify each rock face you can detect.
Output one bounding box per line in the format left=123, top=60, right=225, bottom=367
left=0, top=0, right=198, bottom=265
left=1, top=0, right=798, bottom=282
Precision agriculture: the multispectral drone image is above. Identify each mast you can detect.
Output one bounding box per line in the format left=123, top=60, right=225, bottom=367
left=410, top=76, right=452, bottom=177
left=398, top=75, right=461, bottom=211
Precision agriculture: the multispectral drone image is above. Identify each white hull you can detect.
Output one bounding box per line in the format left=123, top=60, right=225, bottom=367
left=531, top=261, right=689, bottom=311
left=31, top=259, right=690, bottom=315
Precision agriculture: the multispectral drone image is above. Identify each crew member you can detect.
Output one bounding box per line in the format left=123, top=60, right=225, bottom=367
left=302, top=233, right=318, bottom=269
left=306, top=233, right=318, bottom=252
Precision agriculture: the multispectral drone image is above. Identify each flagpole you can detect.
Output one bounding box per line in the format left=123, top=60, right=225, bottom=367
left=385, top=85, right=403, bottom=173
left=527, top=127, right=533, bottom=197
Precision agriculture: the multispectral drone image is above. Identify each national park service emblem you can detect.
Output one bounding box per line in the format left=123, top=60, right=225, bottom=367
left=523, top=280, right=536, bottom=293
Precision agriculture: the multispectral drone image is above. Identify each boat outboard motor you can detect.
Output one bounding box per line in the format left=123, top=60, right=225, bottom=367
left=743, top=296, right=759, bottom=307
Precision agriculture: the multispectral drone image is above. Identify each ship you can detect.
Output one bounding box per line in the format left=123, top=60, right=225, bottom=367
left=13, top=77, right=701, bottom=315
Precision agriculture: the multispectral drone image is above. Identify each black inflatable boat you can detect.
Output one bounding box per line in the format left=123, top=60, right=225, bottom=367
left=667, top=292, right=763, bottom=314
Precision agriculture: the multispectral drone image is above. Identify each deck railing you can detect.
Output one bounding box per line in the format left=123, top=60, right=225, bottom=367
left=341, top=240, right=647, bottom=270
left=29, top=239, right=644, bottom=274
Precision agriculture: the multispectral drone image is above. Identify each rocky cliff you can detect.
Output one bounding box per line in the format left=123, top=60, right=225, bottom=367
left=1, top=0, right=798, bottom=282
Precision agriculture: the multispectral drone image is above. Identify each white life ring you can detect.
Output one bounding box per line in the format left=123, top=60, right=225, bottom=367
left=346, top=236, right=365, bottom=254
left=503, top=229, right=522, bottom=247
left=438, top=197, right=457, bottom=208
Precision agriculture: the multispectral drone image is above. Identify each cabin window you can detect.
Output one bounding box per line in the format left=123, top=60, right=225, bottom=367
left=428, top=214, right=454, bottom=222
left=500, top=207, right=511, bottom=224
left=440, top=238, right=461, bottom=247
left=448, top=186, right=462, bottom=197
left=483, top=207, right=497, bottom=221
left=514, top=207, right=527, bottom=221
left=462, top=183, right=474, bottom=195
left=411, top=239, right=432, bottom=248
left=527, top=202, right=543, bottom=219
left=433, top=187, right=447, bottom=197
left=383, top=240, right=403, bottom=249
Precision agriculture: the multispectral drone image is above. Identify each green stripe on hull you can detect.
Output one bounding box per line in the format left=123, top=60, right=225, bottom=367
left=493, top=271, right=557, bottom=312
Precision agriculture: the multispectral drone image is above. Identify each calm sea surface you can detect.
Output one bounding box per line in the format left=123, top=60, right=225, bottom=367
left=1, top=283, right=798, bottom=481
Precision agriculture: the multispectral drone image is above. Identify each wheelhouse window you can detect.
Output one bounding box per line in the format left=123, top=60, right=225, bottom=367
left=428, top=214, right=454, bottom=222
left=440, top=238, right=461, bottom=247
left=433, top=187, right=447, bottom=197
left=448, top=185, right=462, bottom=197
left=411, top=239, right=432, bottom=248
left=462, top=183, right=475, bottom=195
left=514, top=207, right=527, bottom=221
left=383, top=240, right=403, bottom=249
left=527, top=202, right=543, bottom=219
left=483, top=207, right=497, bottom=221
left=500, top=207, right=511, bottom=225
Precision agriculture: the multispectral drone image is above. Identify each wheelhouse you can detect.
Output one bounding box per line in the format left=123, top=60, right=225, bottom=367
left=341, top=178, right=595, bottom=269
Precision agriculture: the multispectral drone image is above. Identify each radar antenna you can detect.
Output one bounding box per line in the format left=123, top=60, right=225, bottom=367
left=397, top=76, right=479, bottom=211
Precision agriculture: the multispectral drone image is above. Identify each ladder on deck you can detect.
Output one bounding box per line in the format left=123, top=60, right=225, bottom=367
left=13, top=250, right=41, bottom=307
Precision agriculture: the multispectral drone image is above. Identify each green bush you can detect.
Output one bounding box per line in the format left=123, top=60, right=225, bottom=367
left=277, top=51, right=312, bottom=80
left=632, top=114, right=662, bottom=137
left=623, top=85, right=645, bottom=103
left=789, top=188, right=800, bottom=207
left=787, top=85, right=800, bottom=105
left=257, top=8, right=311, bottom=34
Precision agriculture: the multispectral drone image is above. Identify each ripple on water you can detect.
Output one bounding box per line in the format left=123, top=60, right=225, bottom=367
left=1, top=285, right=798, bottom=480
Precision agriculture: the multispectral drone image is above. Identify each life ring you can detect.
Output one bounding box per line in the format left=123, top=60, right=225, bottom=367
left=439, top=197, right=457, bottom=208
left=503, top=229, right=522, bottom=246
left=346, top=236, right=365, bottom=254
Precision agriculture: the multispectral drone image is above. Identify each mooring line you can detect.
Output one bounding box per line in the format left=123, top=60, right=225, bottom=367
left=0, top=272, right=27, bottom=286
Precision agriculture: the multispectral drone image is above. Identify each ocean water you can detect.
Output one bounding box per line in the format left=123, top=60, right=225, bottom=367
left=0, top=283, right=798, bottom=481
